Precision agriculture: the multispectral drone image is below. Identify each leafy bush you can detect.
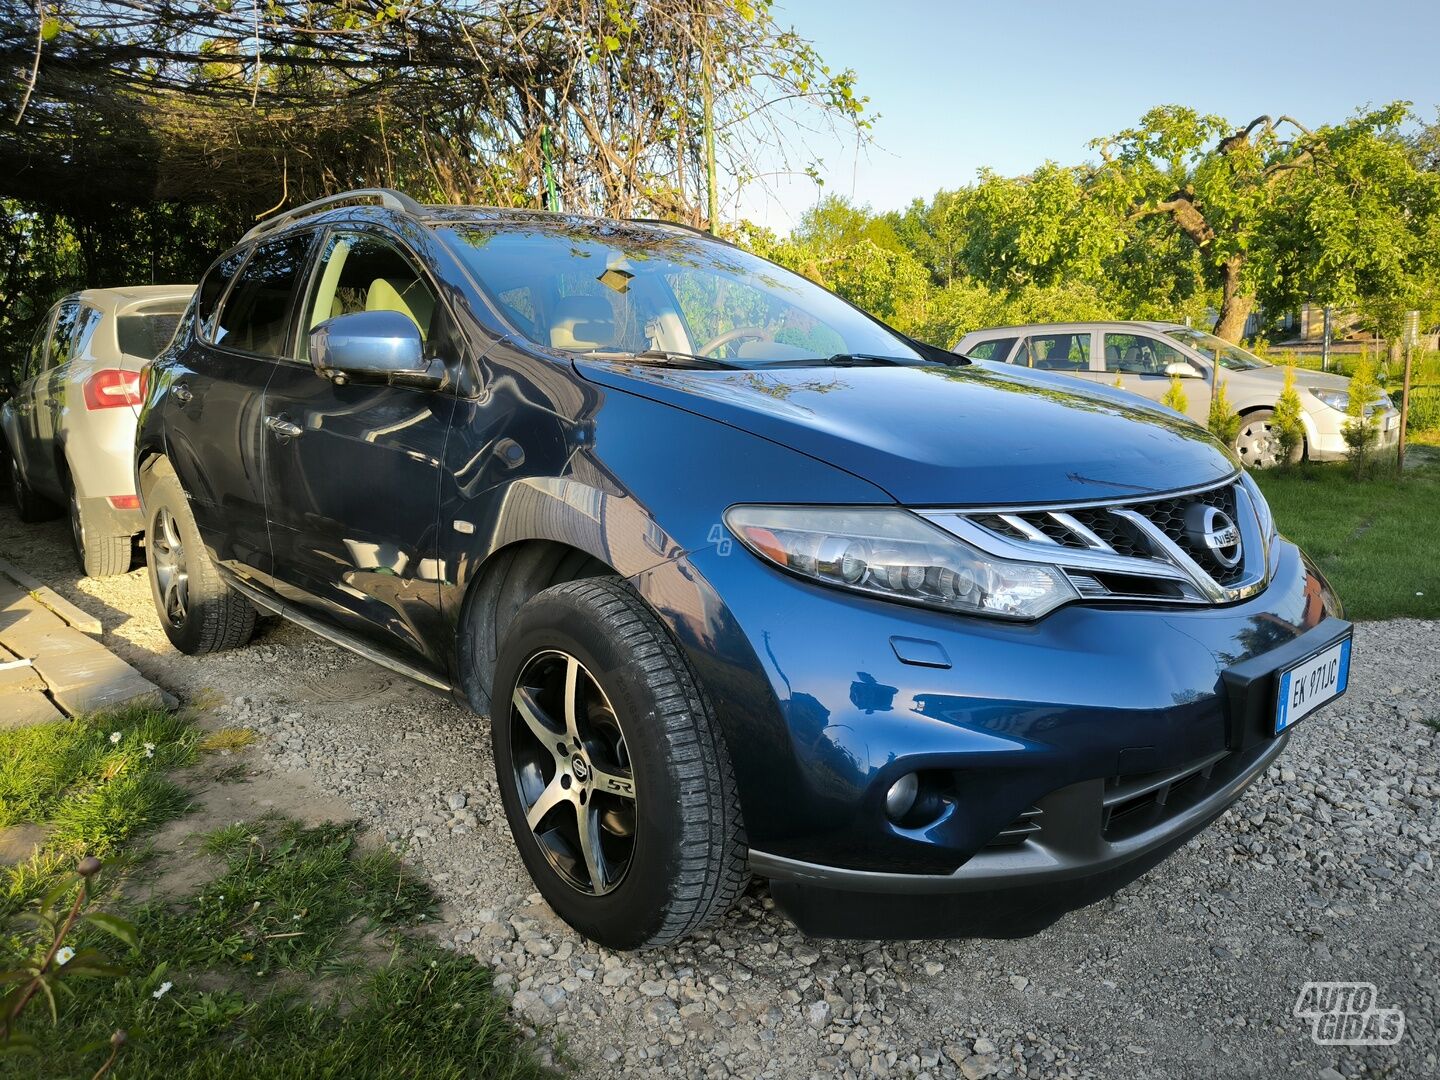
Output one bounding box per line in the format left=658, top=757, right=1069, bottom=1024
left=1208, top=379, right=1241, bottom=445
left=1272, top=365, right=1306, bottom=462
left=1342, top=356, right=1382, bottom=469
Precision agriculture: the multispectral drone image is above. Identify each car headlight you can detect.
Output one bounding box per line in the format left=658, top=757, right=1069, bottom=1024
left=1238, top=471, right=1276, bottom=541
left=1310, top=388, right=1349, bottom=412
left=724, top=506, right=1078, bottom=620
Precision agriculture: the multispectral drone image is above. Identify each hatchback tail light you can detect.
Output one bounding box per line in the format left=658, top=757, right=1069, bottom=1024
left=83, top=368, right=143, bottom=410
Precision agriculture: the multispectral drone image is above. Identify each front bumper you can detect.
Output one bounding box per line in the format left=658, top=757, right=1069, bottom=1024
left=630, top=529, right=1345, bottom=937
left=1306, top=406, right=1402, bottom=460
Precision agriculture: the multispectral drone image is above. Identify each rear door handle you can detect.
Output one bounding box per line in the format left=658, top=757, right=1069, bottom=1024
left=265, top=416, right=303, bottom=438
left=172, top=384, right=193, bottom=403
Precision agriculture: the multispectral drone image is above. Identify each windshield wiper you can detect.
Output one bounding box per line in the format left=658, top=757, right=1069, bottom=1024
left=632, top=350, right=739, bottom=369
left=751, top=353, right=918, bottom=369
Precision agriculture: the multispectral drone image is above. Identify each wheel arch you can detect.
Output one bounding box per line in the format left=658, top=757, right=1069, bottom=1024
left=455, top=537, right=617, bottom=714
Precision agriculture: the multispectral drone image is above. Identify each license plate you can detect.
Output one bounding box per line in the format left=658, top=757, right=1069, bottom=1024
left=1274, top=636, right=1351, bottom=734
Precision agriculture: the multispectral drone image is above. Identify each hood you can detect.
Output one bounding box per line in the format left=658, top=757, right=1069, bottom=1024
left=576, top=359, right=1238, bottom=506
left=1236, top=364, right=1351, bottom=393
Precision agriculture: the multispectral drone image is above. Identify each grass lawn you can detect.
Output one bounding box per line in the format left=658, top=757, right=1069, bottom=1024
left=0, top=705, right=546, bottom=1079
left=1254, top=457, right=1440, bottom=621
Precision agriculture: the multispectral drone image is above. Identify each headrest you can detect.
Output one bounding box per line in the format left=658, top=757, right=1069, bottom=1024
left=366, top=278, right=434, bottom=339
left=549, top=294, right=615, bottom=350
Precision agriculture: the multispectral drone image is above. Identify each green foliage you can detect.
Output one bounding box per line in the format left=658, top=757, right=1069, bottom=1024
left=1161, top=376, right=1189, bottom=415
left=1272, top=365, right=1307, bottom=462
left=1208, top=379, right=1241, bottom=445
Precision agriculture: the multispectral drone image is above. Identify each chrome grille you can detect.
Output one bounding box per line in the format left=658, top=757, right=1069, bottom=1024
left=920, top=476, right=1272, bottom=608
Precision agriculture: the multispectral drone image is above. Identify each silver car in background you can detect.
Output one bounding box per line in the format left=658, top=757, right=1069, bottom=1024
left=2, top=285, right=194, bottom=575
left=954, top=321, right=1401, bottom=468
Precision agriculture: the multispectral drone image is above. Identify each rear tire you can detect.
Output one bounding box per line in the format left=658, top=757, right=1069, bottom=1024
left=8, top=455, right=59, bottom=523
left=490, top=578, right=748, bottom=949
left=141, top=463, right=257, bottom=654
left=67, top=480, right=132, bottom=578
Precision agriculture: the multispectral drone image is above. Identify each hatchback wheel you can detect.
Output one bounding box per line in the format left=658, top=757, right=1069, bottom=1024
left=8, top=456, right=58, bottom=523
left=1233, top=409, right=1298, bottom=469
left=67, top=481, right=132, bottom=578
left=141, top=463, right=257, bottom=654
left=490, top=578, right=748, bottom=949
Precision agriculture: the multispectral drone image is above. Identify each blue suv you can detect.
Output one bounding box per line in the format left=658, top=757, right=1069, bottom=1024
left=135, top=189, right=1352, bottom=948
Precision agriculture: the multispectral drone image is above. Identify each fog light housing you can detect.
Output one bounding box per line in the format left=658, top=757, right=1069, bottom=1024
left=884, top=773, right=920, bottom=822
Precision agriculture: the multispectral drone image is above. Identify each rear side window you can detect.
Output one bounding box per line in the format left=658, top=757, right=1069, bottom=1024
left=45, top=300, right=82, bottom=370
left=967, top=337, right=1017, bottom=362
left=214, top=234, right=313, bottom=356
left=118, top=310, right=186, bottom=359
left=23, top=315, right=51, bottom=379
left=196, top=249, right=247, bottom=339
left=1023, top=333, right=1090, bottom=371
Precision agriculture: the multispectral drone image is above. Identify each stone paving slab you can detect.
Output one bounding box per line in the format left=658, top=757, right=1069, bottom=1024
left=0, top=566, right=170, bottom=723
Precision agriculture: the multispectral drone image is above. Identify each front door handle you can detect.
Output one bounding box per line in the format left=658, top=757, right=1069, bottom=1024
left=265, top=415, right=303, bottom=438
left=172, top=384, right=193, bottom=403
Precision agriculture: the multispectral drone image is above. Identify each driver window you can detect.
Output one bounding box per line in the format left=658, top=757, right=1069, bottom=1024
left=1103, top=333, right=1191, bottom=375
left=302, top=232, right=437, bottom=359
left=664, top=272, right=844, bottom=360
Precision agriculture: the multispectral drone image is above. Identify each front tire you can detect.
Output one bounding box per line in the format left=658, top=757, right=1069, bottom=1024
left=490, top=578, right=748, bottom=949
left=8, top=455, right=58, bottom=523
left=1233, top=408, right=1301, bottom=469
left=141, top=463, right=257, bottom=654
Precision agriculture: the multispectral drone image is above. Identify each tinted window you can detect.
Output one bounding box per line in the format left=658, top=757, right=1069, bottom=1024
left=197, top=249, right=247, bottom=340
left=967, top=337, right=1017, bottom=362
left=1024, top=333, right=1090, bottom=371
left=1103, top=333, right=1190, bottom=375
left=118, top=310, right=186, bottom=359
left=46, top=300, right=82, bottom=370
left=214, top=234, right=312, bottom=355
left=301, top=232, right=438, bottom=358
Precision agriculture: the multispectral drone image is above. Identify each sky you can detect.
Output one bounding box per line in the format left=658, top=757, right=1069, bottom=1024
left=737, top=0, right=1440, bottom=230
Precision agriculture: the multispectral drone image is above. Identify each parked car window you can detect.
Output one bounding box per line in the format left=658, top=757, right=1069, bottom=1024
left=72, top=305, right=103, bottom=358
left=214, top=234, right=312, bottom=356
left=117, top=306, right=187, bottom=359
left=1024, top=333, right=1090, bottom=371
left=300, top=231, right=438, bottom=358
left=966, top=336, right=1017, bottom=362
left=1163, top=327, right=1269, bottom=372
left=446, top=224, right=925, bottom=367
left=23, top=315, right=51, bottom=379
left=1102, top=333, right=1190, bottom=375
left=45, top=299, right=82, bottom=371
left=197, top=248, right=249, bottom=341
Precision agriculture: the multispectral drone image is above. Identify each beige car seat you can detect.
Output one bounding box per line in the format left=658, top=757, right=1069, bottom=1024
left=549, top=295, right=615, bottom=349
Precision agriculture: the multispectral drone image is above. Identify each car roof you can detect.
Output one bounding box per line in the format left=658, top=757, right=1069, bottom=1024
left=961, top=320, right=1189, bottom=336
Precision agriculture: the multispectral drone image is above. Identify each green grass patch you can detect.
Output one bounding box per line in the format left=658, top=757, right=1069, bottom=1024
left=1, top=710, right=545, bottom=1078
left=1254, top=460, right=1440, bottom=620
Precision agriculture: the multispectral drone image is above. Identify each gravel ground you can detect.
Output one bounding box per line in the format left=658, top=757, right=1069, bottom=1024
left=2, top=503, right=1436, bottom=1080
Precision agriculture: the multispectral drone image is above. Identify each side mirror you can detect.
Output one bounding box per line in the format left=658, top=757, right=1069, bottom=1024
left=1164, top=361, right=1202, bottom=379
left=308, top=310, right=441, bottom=387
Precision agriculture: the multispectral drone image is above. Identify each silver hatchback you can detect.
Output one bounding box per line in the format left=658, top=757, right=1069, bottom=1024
left=3, top=285, right=194, bottom=575
left=954, top=321, right=1402, bottom=468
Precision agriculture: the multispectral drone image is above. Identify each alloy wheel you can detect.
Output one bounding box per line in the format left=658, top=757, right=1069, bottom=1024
left=1234, top=417, right=1281, bottom=469
left=509, top=649, right=637, bottom=896
left=150, top=507, right=189, bottom=627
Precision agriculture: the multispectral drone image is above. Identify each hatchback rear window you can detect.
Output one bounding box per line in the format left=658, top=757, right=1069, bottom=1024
left=118, top=312, right=184, bottom=359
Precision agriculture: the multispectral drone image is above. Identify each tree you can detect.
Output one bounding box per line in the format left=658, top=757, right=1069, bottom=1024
left=1161, top=376, right=1189, bottom=415
left=1207, top=379, right=1240, bottom=445
left=1341, top=356, right=1382, bottom=467
left=1272, top=365, right=1306, bottom=464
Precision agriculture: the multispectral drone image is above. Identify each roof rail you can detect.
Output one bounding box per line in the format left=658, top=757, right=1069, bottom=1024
left=240, top=188, right=426, bottom=244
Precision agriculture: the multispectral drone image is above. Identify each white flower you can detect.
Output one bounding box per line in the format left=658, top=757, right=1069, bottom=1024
left=143, top=742, right=156, bottom=758
left=109, top=731, right=122, bottom=745
left=55, top=946, right=75, bottom=966
left=152, top=980, right=173, bottom=1000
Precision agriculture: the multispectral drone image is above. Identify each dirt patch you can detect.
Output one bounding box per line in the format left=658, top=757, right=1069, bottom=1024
left=0, top=822, right=53, bottom=866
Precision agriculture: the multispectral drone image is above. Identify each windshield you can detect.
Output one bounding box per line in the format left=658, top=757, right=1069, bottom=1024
left=444, top=222, right=926, bottom=368
left=1164, top=328, right=1270, bottom=372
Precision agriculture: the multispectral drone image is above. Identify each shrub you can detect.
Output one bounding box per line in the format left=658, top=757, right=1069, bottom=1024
left=1342, top=355, right=1382, bottom=470
left=1208, top=379, right=1241, bottom=445
left=1272, top=365, right=1306, bottom=463
left=1161, top=375, right=1189, bottom=414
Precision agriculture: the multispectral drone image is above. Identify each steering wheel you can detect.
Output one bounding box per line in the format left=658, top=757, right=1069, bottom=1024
left=697, top=326, right=773, bottom=357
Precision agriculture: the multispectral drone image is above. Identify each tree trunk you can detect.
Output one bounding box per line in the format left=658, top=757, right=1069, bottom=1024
left=1213, top=256, right=1255, bottom=342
